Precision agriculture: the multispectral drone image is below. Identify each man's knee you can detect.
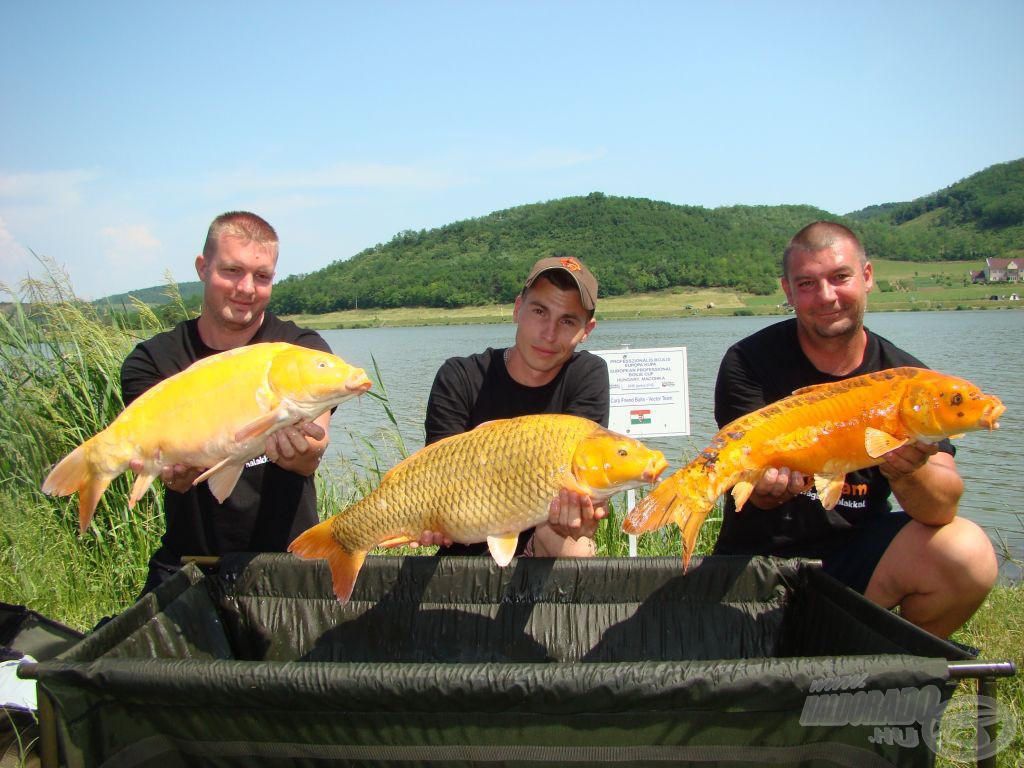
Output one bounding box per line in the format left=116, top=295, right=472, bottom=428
left=871, top=517, right=996, bottom=599
left=929, top=517, right=998, bottom=594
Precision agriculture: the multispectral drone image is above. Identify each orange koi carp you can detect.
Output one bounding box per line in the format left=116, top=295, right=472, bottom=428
left=625, top=367, right=1005, bottom=567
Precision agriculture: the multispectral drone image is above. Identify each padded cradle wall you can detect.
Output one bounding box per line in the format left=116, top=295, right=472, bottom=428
left=32, top=555, right=971, bottom=767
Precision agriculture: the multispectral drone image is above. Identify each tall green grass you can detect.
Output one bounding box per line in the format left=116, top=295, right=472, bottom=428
left=0, top=260, right=178, bottom=622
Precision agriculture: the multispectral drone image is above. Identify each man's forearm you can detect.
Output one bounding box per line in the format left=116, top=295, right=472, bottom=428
left=887, top=453, right=963, bottom=526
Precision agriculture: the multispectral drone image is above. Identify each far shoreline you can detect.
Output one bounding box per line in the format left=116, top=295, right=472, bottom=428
left=284, top=291, right=1023, bottom=331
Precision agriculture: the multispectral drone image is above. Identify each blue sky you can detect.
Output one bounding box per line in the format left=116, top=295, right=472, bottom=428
left=2, top=1, right=1022, bottom=300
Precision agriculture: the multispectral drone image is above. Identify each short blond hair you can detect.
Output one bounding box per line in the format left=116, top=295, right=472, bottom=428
left=783, top=221, right=865, bottom=277
left=202, top=211, right=278, bottom=261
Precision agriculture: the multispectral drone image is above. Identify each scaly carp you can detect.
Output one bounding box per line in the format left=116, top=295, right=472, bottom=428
left=289, top=413, right=668, bottom=603
left=625, top=367, right=1005, bottom=567
left=42, top=342, right=371, bottom=532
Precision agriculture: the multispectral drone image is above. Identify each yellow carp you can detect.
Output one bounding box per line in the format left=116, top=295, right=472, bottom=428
left=625, top=367, right=1005, bottom=567
left=289, top=413, right=668, bottom=603
left=42, top=342, right=372, bottom=532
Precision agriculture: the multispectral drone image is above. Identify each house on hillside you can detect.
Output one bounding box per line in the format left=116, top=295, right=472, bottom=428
left=984, top=257, right=1020, bottom=283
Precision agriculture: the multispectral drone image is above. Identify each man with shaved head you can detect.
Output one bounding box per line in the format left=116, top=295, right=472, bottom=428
left=712, top=221, right=996, bottom=638
left=121, top=211, right=333, bottom=596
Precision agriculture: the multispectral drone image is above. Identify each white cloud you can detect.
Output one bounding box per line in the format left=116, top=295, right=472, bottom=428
left=0, top=216, right=33, bottom=290
left=204, top=162, right=453, bottom=198
left=0, top=169, right=100, bottom=211
left=514, top=147, right=609, bottom=170
left=99, top=224, right=161, bottom=269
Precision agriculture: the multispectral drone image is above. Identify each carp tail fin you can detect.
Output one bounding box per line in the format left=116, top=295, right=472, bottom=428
left=624, top=462, right=719, bottom=572
left=623, top=469, right=685, bottom=535
left=288, top=518, right=366, bottom=604
left=42, top=443, right=114, bottom=534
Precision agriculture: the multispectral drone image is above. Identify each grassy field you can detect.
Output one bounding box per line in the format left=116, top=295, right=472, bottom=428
left=285, top=259, right=1021, bottom=329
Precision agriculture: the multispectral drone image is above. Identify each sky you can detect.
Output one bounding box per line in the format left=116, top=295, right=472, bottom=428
left=2, top=1, right=1023, bottom=300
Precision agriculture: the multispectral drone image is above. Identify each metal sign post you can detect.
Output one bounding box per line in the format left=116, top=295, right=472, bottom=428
left=592, top=345, right=690, bottom=556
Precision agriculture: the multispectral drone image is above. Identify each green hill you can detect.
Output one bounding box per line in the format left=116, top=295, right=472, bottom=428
left=269, top=198, right=834, bottom=314
left=97, top=158, right=1024, bottom=313
left=95, top=281, right=203, bottom=308
left=270, top=156, right=1023, bottom=315
left=847, top=158, right=1024, bottom=258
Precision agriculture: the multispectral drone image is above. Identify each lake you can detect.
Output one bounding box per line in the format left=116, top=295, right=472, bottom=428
left=318, top=310, right=1023, bottom=577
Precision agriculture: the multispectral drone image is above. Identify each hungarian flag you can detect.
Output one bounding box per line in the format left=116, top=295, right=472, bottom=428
left=630, top=409, right=652, bottom=425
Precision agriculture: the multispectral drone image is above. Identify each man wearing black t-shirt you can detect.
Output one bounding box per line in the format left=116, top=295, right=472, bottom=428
left=420, top=256, right=610, bottom=558
left=712, top=221, right=995, bottom=637
left=121, top=211, right=332, bottom=596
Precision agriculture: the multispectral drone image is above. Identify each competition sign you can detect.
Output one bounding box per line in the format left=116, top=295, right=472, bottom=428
left=591, top=346, right=690, bottom=437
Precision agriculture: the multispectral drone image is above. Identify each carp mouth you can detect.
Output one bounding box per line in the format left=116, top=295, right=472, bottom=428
left=346, top=372, right=373, bottom=394
left=643, top=455, right=670, bottom=484
left=979, top=399, right=1006, bottom=430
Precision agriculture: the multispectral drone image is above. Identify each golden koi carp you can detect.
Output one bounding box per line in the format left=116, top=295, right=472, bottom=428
left=625, top=367, right=1005, bottom=567
left=289, top=413, right=668, bottom=603
left=42, top=342, right=372, bottom=532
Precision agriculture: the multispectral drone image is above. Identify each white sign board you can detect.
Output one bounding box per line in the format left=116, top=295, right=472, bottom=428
left=591, top=346, right=690, bottom=438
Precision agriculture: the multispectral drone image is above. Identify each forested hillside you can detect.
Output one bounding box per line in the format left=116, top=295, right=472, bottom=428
left=847, top=158, right=1024, bottom=255
left=269, top=196, right=832, bottom=313
left=99, top=159, right=1024, bottom=313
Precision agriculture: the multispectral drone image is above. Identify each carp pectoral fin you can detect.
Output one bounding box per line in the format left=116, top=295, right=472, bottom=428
left=378, top=535, right=416, bottom=548
left=128, top=472, right=157, bottom=509
left=198, top=462, right=245, bottom=504
left=235, top=410, right=288, bottom=442
left=731, top=481, right=755, bottom=512
left=864, top=427, right=908, bottom=459
left=813, top=473, right=846, bottom=510
left=487, top=533, right=519, bottom=567
left=561, top=472, right=591, bottom=497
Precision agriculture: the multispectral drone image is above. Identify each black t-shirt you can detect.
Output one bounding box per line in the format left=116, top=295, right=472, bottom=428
left=712, top=318, right=953, bottom=559
left=424, top=347, right=610, bottom=555
left=120, top=312, right=331, bottom=566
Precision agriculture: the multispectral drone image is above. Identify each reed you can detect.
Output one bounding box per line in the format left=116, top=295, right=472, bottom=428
left=0, top=259, right=172, bottom=623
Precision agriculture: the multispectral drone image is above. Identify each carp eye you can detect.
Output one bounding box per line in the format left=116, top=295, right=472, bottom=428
left=317, top=361, right=327, bottom=368
left=951, top=393, right=962, bottom=406
left=617, top=448, right=628, bottom=457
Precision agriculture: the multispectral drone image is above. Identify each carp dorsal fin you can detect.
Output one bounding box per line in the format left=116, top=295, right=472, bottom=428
left=864, top=427, right=908, bottom=459
left=487, top=533, right=519, bottom=567
left=195, top=460, right=245, bottom=503
left=731, top=480, right=755, bottom=512
left=789, top=380, right=838, bottom=397
left=813, top=473, right=846, bottom=510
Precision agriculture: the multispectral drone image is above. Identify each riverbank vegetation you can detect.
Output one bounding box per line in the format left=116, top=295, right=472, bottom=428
left=281, top=257, right=1021, bottom=330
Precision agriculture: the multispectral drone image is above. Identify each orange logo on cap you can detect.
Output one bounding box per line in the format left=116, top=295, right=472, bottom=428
left=560, top=257, right=582, bottom=272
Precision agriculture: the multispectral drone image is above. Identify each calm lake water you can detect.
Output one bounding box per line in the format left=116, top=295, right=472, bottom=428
left=319, top=310, right=1023, bottom=578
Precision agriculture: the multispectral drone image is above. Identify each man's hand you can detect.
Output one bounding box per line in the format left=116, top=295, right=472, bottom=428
left=748, top=467, right=812, bottom=510
left=408, top=530, right=454, bottom=548
left=265, top=421, right=326, bottom=463
left=878, top=441, right=939, bottom=482
left=547, top=488, right=606, bottom=540
left=265, top=412, right=331, bottom=476
left=129, top=459, right=203, bottom=495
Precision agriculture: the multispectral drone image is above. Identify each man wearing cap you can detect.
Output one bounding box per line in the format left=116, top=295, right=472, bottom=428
left=421, top=256, right=610, bottom=557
